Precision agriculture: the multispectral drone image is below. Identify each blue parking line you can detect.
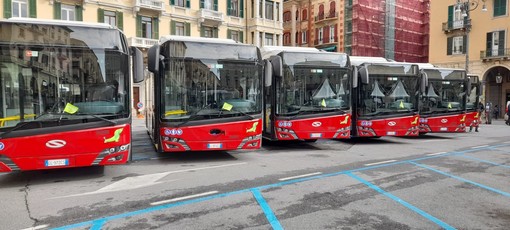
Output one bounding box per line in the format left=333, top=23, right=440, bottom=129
left=346, top=172, right=456, bottom=230
left=410, top=162, right=510, bottom=197
left=456, top=155, right=510, bottom=169
left=51, top=143, right=510, bottom=229
left=251, top=189, right=283, bottom=230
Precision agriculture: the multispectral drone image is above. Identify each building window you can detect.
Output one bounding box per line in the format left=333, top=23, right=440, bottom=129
left=329, top=26, right=335, bottom=43
left=302, top=9, right=307, bottom=20
left=302, top=30, right=307, bottom=44
left=229, top=0, right=241, bottom=17
left=452, top=36, right=464, bottom=54
left=276, top=3, right=280, bottom=21
left=265, top=33, right=274, bottom=46
left=494, top=0, right=507, bottom=17
left=61, top=4, right=76, bottom=21
left=318, top=28, right=324, bottom=44
left=486, top=31, right=505, bottom=56
left=265, top=1, right=274, bottom=20
left=201, top=0, right=217, bottom=10
left=202, top=26, right=214, bottom=38
left=174, top=0, right=188, bottom=7
left=104, top=11, right=117, bottom=27
left=259, top=0, right=263, bottom=18
left=142, top=16, right=153, bottom=38
left=175, top=22, right=185, bottom=36
left=12, top=0, right=28, bottom=18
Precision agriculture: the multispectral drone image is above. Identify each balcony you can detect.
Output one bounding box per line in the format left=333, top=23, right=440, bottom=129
left=480, top=48, right=510, bottom=61
left=128, top=37, right=159, bottom=49
left=199, top=9, right=224, bottom=26
left=442, top=19, right=466, bottom=33
left=314, top=36, right=338, bottom=45
left=134, top=0, right=165, bottom=12
left=327, top=12, right=338, bottom=19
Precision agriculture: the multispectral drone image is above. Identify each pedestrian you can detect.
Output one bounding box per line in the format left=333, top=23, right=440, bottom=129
left=485, top=102, right=492, bottom=124
left=493, top=105, right=499, bottom=120
left=506, top=101, right=510, bottom=126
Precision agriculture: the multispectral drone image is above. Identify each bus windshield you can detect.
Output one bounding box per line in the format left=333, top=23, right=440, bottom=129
left=277, top=65, right=350, bottom=116
left=466, top=83, right=480, bottom=112
left=0, top=23, right=129, bottom=129
left=421, top=80, right=466, bottom=114
left=359, top=75, right=419, bottom=116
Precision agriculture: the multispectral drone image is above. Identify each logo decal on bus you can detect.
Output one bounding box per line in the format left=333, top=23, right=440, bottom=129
left=46, top=140, right=66, bottom=148
left=278, top=121, right=292, bottom=127
left=246, top=122, right=258, bottom=133
left=388, top=121, right=397, bottom=126
left=0, top=142, right=4, bottom=150
left=312, top=122, right=322, bottom=127
left=104, top=128, right=124, bottom=143
left=165, top=128, right=183, bottom=136
left=441, top=119, right=448, bottom=123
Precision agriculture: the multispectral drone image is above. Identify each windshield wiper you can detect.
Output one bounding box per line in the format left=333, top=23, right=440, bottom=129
left=75, top=113, right=118, bottom=125
left=176, top=104, right=217, bottom=127
left=0, top=121, right=42, bottom=139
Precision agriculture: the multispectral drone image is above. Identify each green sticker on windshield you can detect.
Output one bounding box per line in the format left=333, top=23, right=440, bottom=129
left=64, top=103, right=79, bottom=114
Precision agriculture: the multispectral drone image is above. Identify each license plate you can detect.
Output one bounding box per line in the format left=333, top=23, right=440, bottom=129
left=440, top=127, right=448, bottom=131
left=310, top=133, right=322, bottom=138
left=207, top=143, right=223, bottom=149
left=45, top=159, right=69, bottom=167
left=387, top=131, right=396, bottom=136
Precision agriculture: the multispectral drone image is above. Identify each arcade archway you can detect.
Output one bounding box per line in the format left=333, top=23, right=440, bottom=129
left=483, top=66, right=510, bottom=119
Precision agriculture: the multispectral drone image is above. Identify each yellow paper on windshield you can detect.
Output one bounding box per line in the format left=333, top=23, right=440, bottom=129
left=448, top=103, right=452, bottom=109
left=222, top=102, right=233, bottom=111
left=165, top=110, right=187, bottom=116
left=321, top=99, right=326, bottom=107
left=64, top=103, right=79, bottom=114
left=399, top=101, right=405, bottom=109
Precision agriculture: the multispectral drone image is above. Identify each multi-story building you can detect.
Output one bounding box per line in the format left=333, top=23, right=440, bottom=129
left=283, top=0, right=429, bottom=63
left=1, top=0, right=284, bottom=114
left=430, top=0, right=510, bottom=117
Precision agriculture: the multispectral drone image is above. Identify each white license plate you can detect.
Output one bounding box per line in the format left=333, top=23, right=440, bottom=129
left=440, top=127, right=448, bottom=131
left=45, top=159, right=69, bottom=167
left=310, top=133, right=322, bottom=138
left=387, top=131, right=396, bottom=136
left=207, top=143, right=223, bottom=149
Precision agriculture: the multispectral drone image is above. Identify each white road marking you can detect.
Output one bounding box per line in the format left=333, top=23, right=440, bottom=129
left=471, top=145, right=489, bottom=149
left=150, top=191, right=219, bottom=206
left=20, top=225, right=48, bottom=230
left=364, top=160, right=397, bottom=166
left=51, top=162, right=246, bottom=198
left=421, top=140, right=448, bottom=143
left=427, top=152, right=447, bottom=156
left=278, top=172, right=323, bottom=181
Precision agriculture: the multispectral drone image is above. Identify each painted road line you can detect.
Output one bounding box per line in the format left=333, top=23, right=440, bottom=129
left=364, top=160, right=397, bottom=166
left=471, top=145, right=489, bottom=149
left=151, top=191, right=219, bottom=206
left=278, top=172, right=322, bottom=181
left=410, top=162, right=510, bottom=197
left=251, top=189, right=283, bottom=230
left=346, top=172, right=455, bottom=230
left=421, top=140, right=448, bottom=143
left=456, top=155, right=510, bottom=169
left=20, top=225, right=49, bottom=230
left=427, top=152, right=447, bottom=156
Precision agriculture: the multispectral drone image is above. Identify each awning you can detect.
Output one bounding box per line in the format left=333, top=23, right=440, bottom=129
left=320, top=46, right=337, bottom=52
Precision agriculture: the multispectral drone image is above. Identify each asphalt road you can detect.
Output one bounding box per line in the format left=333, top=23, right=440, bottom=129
left=1, top=119, right=509, bottom=230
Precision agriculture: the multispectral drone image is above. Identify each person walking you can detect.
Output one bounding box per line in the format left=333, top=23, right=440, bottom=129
left=506, top=102, right=510, bottom=126
left=485, top=102, right=492, bottom=124
left=493, top=105, right=499, bottom=120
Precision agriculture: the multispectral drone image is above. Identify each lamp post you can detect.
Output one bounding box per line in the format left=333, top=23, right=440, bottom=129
left=455, top=0, right=487, bottom=74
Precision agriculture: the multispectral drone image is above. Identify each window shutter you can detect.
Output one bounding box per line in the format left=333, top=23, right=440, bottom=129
left=214, top=0, right=218, bottom=11
left=4, top=0, right=12, bottom=19
left=447, top=37, right=453, bottom=55
left=213, top=27, right=218, bottom=38
left=239, top=31, right=243, bottom=43
left=486, top=32, right=492, bottom=56
left=227, top=0, right=231, bottom=16
left=462, top=35, right=467, bottom=54
left=153, top=17, right=159, bottom=39
left=200, top=0, right=204, bottom=8
left=185, top=22, right=190, bottom=36
left=498, top=30, right=505, bottom=54
left=171, top=20, right=176, bottom=35
left=136, top=15, right=142, bottom=37
left=98, top=9, right=105, bottom=23
left=75, top=5, right=83, bottom=21
left=54, top=2, right=61, bottom=19
left=117, top=11, right=124, bottom=31
left=240, top=0, right=244, bottom=17
left=186, top=0, right=190, bottom=8
left=170, top=0, right=175, bottom=5
left=227, top=29, right=232, bottom=39
left=448, top=5, right=453, bottom=28
left=200, top=27, right=205, bottom=37
left=29, top=0, right=37, bottom=18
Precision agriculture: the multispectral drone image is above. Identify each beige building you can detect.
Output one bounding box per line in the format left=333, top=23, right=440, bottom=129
left=429, top=0, right=510, bottom=115
left=2, top=0, right=284, bottom=113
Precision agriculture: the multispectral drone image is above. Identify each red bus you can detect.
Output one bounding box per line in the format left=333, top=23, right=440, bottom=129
left=0, top=18, right=144, bottom=172
left=146, top=36, right=263, bottom=152
left=466, top=75, right=482, bottom=132
left=349, top=57, right=422, bottom=138
left=418, top=64, right=468, bottom=134
left=261, top=46, right=351, bottom=141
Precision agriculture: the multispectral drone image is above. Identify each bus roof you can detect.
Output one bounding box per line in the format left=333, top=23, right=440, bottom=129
left=349, top=56, right=394, bottom=66
left=2, top=17, right=117, bottom=29
left=261, top=46, right=338, bottom=59
left=159, top=35, right=239, bottom=45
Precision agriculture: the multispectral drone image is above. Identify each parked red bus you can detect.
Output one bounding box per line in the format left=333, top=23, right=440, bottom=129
left=0, top=18, right=144, bottom=172
left=349, top=57, right=422, bottom=137
left=466, top=75, right=482, bottom=132
left=418, top=64, right=468, bottom=134
left=261, top=46, right=351, bottom=141
left=146, top=36, right=263, bottom=152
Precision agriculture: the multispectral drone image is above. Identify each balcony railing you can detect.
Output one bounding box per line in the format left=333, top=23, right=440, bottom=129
left=135, top=0, right=164, bottom=11
left=128, top=37, right=159, bottom=49
left=315, top=13, right=324, bottom=21
left=327, top=12, right=338, bottom=19
left=199, top=8, right=224, bottom=25
left=442, top=19, right=466, bottom=32
left=480, top=48, right=510, bottom=60
left=314, top=36, right=338, bottom=45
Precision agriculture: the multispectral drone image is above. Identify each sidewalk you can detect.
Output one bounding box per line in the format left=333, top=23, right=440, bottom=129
left=131, top=117, right=158, bottom=161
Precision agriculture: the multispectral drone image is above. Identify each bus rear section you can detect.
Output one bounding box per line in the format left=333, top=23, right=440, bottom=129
left=350, top=57, right=421, bottom=138
left=465, top=75, right=482, bottom=131
left=261, top=46, right=351, bottom=141
left=146, top=36, right=263, bottom=152
left=0, top=19, right=144, bottom=172
left=418, top=65, right=468, bottom=134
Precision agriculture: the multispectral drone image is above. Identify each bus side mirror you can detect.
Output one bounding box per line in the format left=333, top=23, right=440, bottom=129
left=131, top=47, right=144, bottom=83
left=420, top=72, right=428, bottom=94
left=352, top=67, right=359, bottom=88
left=466, top=78, right=472, bottom=96
left=148, top=44, right=160, bottom=73
left=358, top=66, right=369, bottom=84
left=264, top=60, right=273, bottom=87
left=270, top=55, right=283, bottom=78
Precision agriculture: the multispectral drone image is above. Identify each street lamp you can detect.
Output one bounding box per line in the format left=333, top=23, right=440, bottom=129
left=455, top=0, right=487, bottom=73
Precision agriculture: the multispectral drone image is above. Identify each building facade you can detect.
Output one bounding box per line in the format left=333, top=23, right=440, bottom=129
left=429, top=0, right=510, bottom=117
left=2, top=0, right=284, bottom=115
left=283, top=0, right=429, bottom=62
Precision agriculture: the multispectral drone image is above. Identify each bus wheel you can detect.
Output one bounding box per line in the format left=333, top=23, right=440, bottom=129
left=419, top=132, right=428, bottom=136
